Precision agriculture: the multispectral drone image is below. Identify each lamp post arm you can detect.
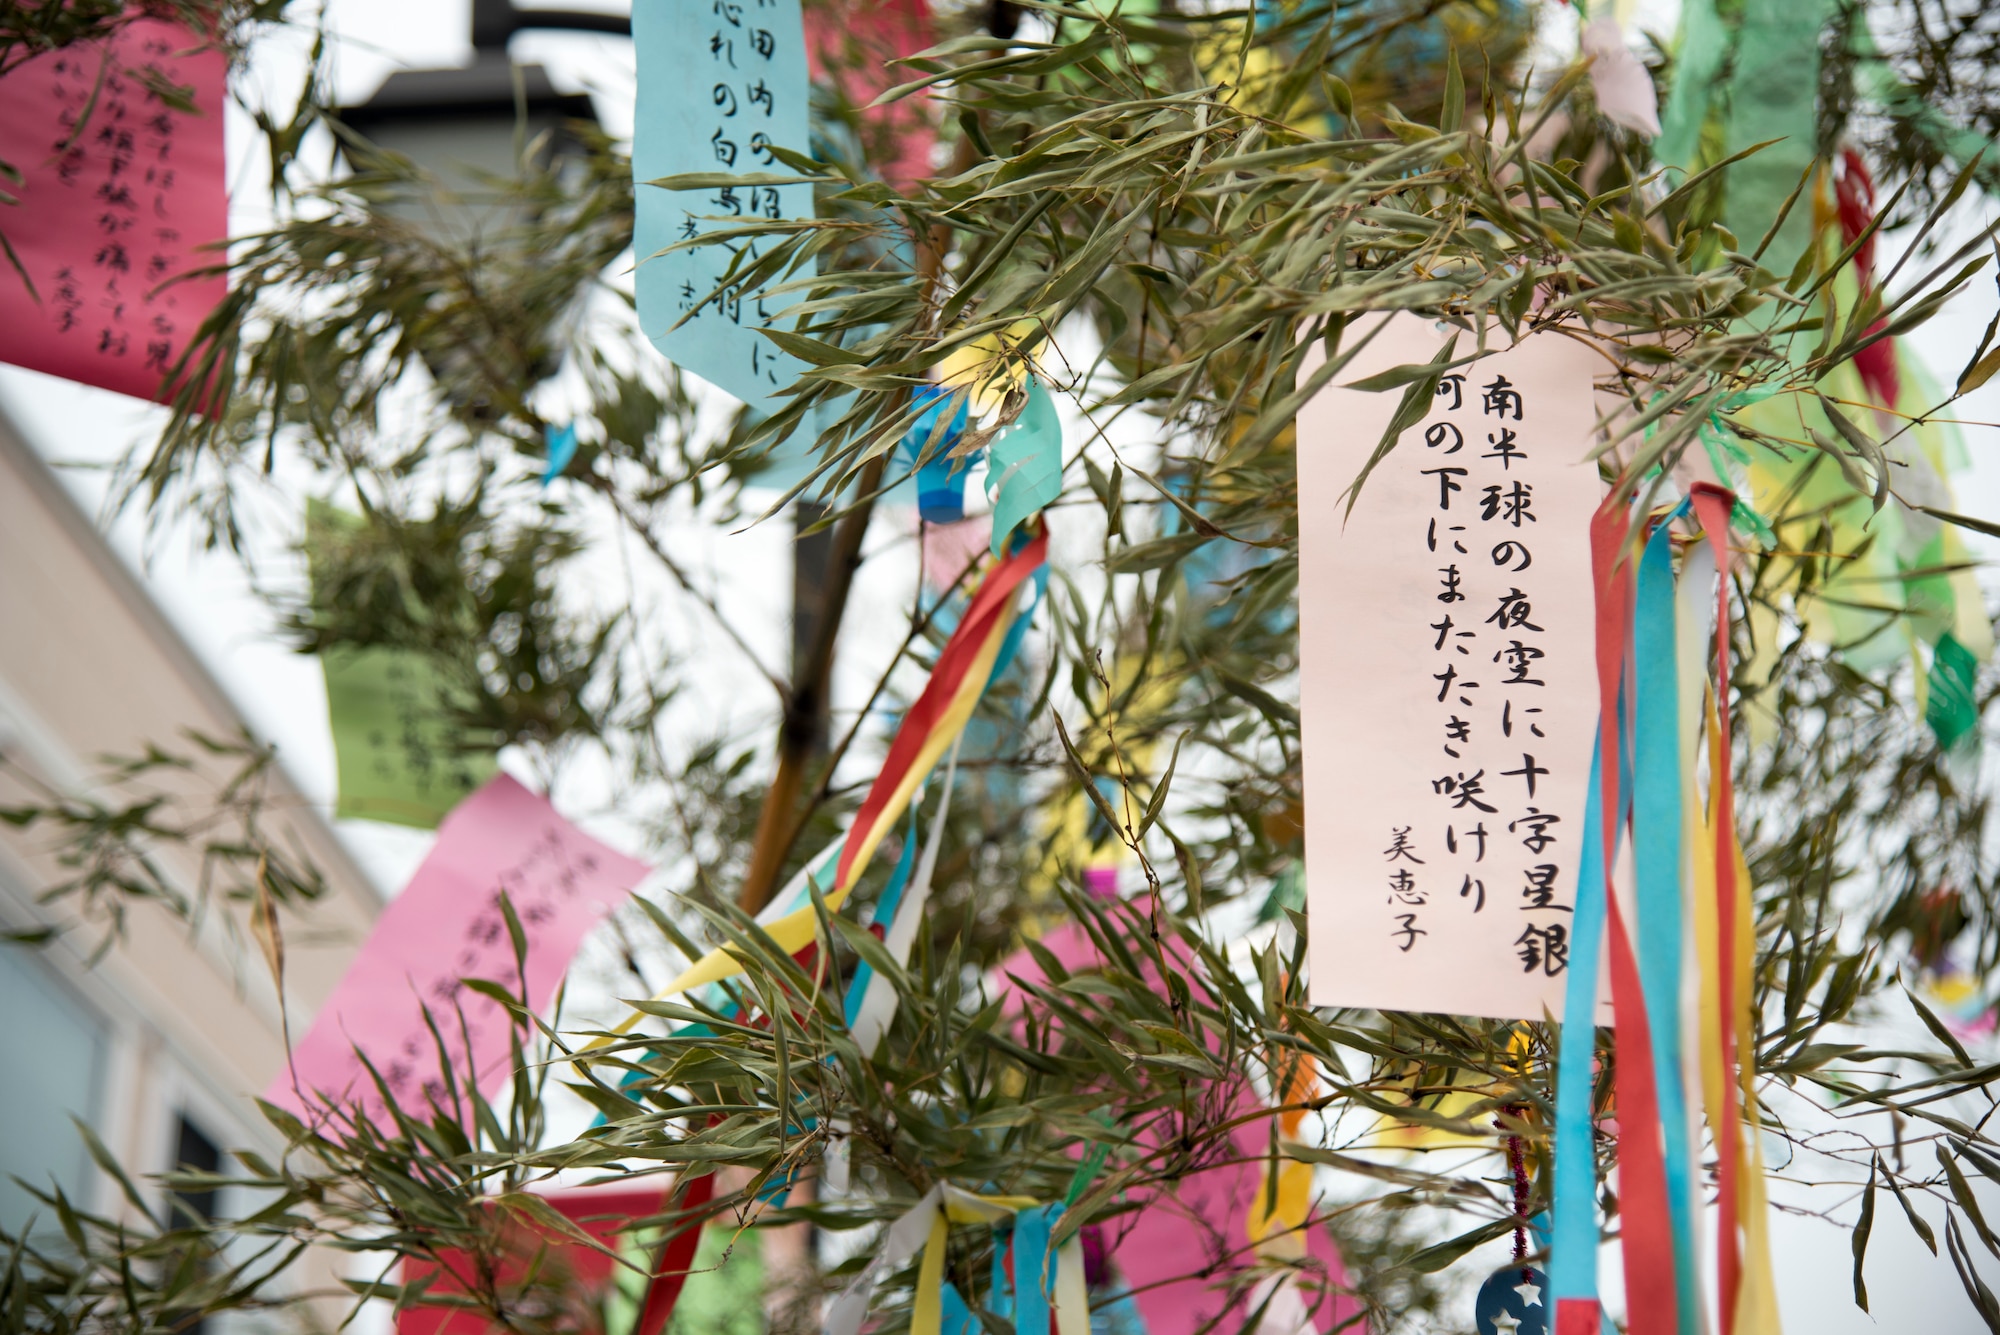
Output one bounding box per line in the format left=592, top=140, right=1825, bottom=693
left=472, top=1, right=631, bottom=51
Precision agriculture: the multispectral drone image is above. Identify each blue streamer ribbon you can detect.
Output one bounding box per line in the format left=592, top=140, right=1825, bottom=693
left=1011, top=1204, right=1060, bottom=1335
left=903, top=385, right=978, bottom=523
left=1549, top=737, right=1609, bottom=1310
left=1633, top=509, right=1701, bottom=1335
left=543, top=422, right=579, bottom=485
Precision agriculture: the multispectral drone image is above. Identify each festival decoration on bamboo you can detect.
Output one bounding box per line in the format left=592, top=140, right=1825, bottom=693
left=1548, top=484, right=1780, bottom=1335
left=569, top=520, right=1052, bottom=1335
left=988, top=378, right=1065, bottom=556
left=308, top=501, right=501, bottom=829
left=267, top=773, right=651, bottom=1129
left=901, top=384, right=979, bottom=524
left=1295, top=318, right=1606, bottom=1019
left=543, top=421, right=580, bottom=485
left=393, top=1184, right=670, bottom=1335
left=584, top=525, right=1047, bottom=1049
left=632, top=0, right=813, bottom=413
left=1654, top=0, right=1995, bottom=753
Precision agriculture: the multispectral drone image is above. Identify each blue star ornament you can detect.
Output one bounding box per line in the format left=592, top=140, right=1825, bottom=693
left=1475, top=1265, right=1549, bottom=1335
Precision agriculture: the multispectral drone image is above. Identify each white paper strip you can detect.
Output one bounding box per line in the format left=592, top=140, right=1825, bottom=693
left=1296, top=316, right=1604, bottom=1019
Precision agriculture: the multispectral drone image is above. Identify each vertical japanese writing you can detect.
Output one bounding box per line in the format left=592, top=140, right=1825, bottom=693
left=633, top=0, right=811, bottom=412
left=363, top=657, right=487, bottom=803
left=1391, top=367, right=1572, bottom=972
left=0, top=20, right=225, bottom=401
left=1297, top=318, right=1601, bottom=1018
left=376, top=825, right=607, bottom=1109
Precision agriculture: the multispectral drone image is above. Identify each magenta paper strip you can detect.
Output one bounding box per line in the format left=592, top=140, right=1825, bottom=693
left=266, top=774, right=650, bottom=1127
left=0, top=19, right=228, bottom=402
left=1296, top=316, right=1603, bottom=1020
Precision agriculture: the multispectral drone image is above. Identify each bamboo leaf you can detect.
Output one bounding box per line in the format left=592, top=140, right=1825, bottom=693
left=1853, top=1159, right=1876, bottom=1311
left=1883, top=1154, right=1939, bottom=1255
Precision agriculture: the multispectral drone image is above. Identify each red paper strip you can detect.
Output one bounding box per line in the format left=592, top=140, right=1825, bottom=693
left=635, top=1171, right=719, bottom=1335
left=1689, top=482, right=1744, bottom=1335
left=1557, top=1296, right=1603, bottom=1335
left=1587, top=499, right=1677, bottom=1335
left=395, top=1185, right=667, bottom=1335
left=0, top=19, right=229, bottom=402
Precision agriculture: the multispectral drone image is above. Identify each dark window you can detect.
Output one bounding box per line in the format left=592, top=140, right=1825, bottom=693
left=166, top=1113, right=223, bottom=1335
left=170, top=1113, right=221, bottom=1223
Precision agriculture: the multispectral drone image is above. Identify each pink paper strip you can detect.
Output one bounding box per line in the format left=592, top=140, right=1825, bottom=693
left=805, top=0, right=936, bottom=193
left=266, top=774, right=650, bottom=1128
left=1001, top=923, right=1358, bottom=1335
left=0, top=19, right=229, bottom=403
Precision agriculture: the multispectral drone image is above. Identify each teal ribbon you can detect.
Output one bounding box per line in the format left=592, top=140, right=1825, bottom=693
left=1010, top=1204, right=1060, bottom=1335
left=1549, top=738, right=1609, bottom=1309
left=839, top=806, right=921, bottom=1027
left=1633, top=511, right=1701, bottom=1335
left=988, top=378, right=1064, bottom=557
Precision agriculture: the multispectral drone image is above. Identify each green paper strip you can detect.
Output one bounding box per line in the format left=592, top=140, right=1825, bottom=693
left=323, top=646, right=498, bottom=830
left=1720, top=0, right=1838, bottom=276
left=1926, top=633, right=1981, bottom=754
left=988, top=378, right=1064, bottom=556
left=1654, top=0, right=1727, bottom=173
left=667, top=1223, right=765, bottom=1335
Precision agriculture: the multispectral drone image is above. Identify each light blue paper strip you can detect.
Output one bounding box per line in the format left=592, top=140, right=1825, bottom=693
left=1549, top=738, right=1608, bottom=1306
left=543, top=422, right=578, bottom=485
left=1633, top=516, right=1701, bottom=1335
left=940, top=1280, right=981, bottom=1335
left=632, top=0, right=813, bottom=414
left=987, top=378, right=1064, bottom=556
left=1010, top=1204, right=1058, bottom=1335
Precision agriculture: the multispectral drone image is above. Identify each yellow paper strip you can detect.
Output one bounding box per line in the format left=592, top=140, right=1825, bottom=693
left=912, top=1209, right=950, bottom=1335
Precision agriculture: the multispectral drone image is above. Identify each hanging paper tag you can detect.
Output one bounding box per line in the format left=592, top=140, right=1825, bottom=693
left=632, top=0, right=813, bottom=413
left=1296, top=316, right=1604, bottom=1019
left=308, top=501, right=500, bottom=829
left=266, top=774, right=650, bottom=1128
left=322, top=646, right=500, bottom=829
left=0, top=19, right=228, bottom=403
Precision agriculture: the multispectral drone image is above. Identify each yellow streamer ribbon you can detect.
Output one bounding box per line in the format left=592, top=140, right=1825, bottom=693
left=912, top=1210, right=950, bottom=1335
left=575, top=591, right=1027, bottom=1062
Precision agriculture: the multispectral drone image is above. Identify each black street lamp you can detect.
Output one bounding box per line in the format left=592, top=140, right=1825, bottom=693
left=337, top=0, right=626, bottom=235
